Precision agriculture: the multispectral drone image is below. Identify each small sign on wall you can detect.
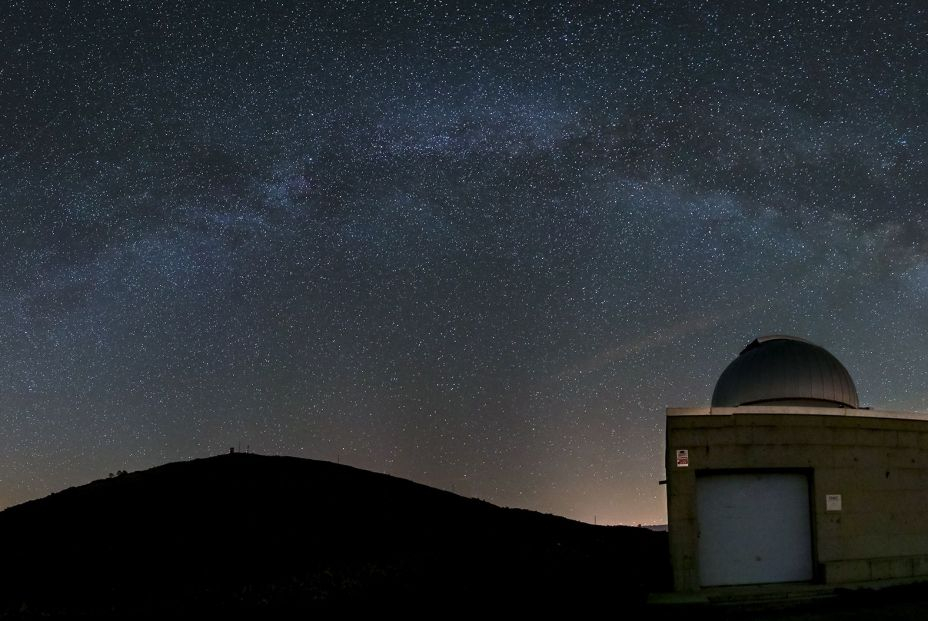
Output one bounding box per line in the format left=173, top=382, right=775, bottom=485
left=676, top=449, right=689, bottom=468
left=826, top=494, right=842, bottom=512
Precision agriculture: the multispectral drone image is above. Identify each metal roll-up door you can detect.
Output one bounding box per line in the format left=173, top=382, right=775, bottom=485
left=696, top=472, right=813, bottom=586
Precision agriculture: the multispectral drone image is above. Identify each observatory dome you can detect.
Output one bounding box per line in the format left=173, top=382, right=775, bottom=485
left=711, top=335, right=859, bottom=408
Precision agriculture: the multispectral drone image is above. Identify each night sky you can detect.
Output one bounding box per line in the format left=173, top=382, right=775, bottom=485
left=2, top=2, right=926, bottom=525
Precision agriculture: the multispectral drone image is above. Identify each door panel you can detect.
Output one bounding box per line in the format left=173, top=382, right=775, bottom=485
left=696, top=472, right=813, bottom=586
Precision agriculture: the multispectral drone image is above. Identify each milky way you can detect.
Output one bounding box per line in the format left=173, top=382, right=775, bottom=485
left=1, top=2, right=926, bottom=523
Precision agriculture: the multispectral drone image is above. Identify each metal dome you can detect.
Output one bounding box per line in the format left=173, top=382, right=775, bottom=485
left=711, top=335, right=859, bottom=408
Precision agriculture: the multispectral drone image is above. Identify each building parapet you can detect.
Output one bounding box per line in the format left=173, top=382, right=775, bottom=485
left=667, top=406, right=928, bottom=422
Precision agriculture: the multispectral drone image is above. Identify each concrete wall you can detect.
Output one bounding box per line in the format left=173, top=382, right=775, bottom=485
left=666, top=408, right=928, bottom=591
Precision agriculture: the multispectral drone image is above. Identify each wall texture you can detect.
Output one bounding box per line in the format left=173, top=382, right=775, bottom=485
left=666, top=407, right=928, bottom=591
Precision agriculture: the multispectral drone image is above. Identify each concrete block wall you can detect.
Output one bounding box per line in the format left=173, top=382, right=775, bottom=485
left=666, top=408, right=928, bottom=591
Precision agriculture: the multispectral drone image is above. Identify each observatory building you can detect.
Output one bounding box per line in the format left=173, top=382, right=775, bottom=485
left=666, top=335, right=928, bottom=591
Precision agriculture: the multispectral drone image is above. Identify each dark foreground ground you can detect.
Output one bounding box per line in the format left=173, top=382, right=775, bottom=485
left=650, top=583, right=928, bottom=621
left=0, top=453, right=669, bottom=618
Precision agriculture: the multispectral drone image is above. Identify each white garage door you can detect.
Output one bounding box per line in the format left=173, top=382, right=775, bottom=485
left=696, top=472, right=813, bottom=586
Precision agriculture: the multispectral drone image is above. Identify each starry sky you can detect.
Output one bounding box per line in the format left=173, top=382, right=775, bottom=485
left=1, top=2, right=926, bottom=525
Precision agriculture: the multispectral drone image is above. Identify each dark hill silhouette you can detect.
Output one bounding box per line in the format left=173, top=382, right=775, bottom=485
left=0, top=453, right=668, bottom=618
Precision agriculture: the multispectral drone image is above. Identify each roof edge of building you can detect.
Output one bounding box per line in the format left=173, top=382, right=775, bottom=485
left=666, top=406, right=928, bottom=422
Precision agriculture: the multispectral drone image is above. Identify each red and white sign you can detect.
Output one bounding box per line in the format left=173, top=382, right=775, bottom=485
left=676, top=449, right=689, bottom=468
